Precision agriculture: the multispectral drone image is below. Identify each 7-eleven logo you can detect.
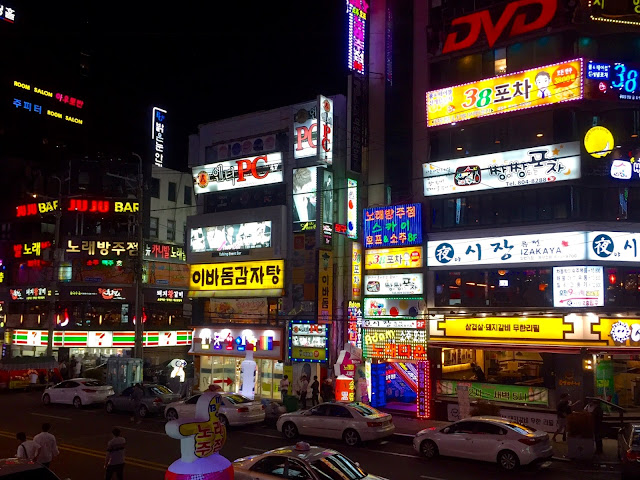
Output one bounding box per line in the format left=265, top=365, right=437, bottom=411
left=160, top=331, right=174, bottom=346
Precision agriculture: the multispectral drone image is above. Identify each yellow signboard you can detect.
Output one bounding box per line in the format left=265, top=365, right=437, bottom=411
left=364, top=246, right=423, bottom=270
left=426, top=59, right=583, bottom=127
left=190, top=260, right=284, bottom=291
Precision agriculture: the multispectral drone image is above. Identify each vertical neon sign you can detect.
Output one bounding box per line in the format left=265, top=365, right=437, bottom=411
left=347, top=179, right=358, bottom=240
left=347, top=0, right=369, bottom=75
left=152, top=107, right=167, bottom=168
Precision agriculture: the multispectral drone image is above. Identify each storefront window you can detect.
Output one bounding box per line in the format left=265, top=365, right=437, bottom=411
left=64, top=303, right=124, bottom=328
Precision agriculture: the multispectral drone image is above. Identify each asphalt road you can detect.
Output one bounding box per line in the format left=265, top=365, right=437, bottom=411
left=0, top=391, right=622, bottom=480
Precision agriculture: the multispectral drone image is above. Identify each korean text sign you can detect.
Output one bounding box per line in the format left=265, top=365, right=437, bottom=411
left=347, top=0, right=368, bottom=75
left=363, top=203, right=422, bottom=248
left=364, top=273, right=424, bottom=296
left=423, top=142, right=580, bottom=196
left=588, top=232, right=640, bottom=262
left=438, top=380, right=548, bottom=406
left=317, top=251, right=333, bottom=322
left=553, top=266, right=604, bottom=308
left=426, top=59, right=583, bottom=127
left=365, top=246, right=423, bottom=269
left=152, top=107, right=167, bottom=167
left=363, top=328, right=427, bottom=360
left=190, top=260, right=284, bottom=291
left=585, top=60, right=640, bottom=102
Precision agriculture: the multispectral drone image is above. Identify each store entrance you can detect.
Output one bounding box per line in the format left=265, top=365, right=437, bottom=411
left=370, top=361, right=418, bottom=414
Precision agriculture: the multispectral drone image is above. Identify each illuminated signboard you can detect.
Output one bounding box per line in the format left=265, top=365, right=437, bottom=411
left=190, top=221, right=271, bottom=253
left=12, top=330, right=192, bottom=348
left=426, top=58, right=583, bottom=127
left=154, top=289, right=184, bottom=303
left=209, top=134, right=277, bottom=162
left=193, top=153, right=283, bottom=194
left=363, top=327, right=427, bottom=360
left=347, top=178, right=358, bottom=239
left=588, top=0, right=640, bottom=26
left=13, top=79, right=84, bottom=125
left=152, top=107, right=167, bottom=168
left=191, top=327, right=283, bottom=360
left=294, top=102, right=318, bottom=159
left=363, top=203, right=421, bottom=248
left=66, top=239, right=138, bottom=257
left=364, top=246, right=423, bottom=270
left=318, top=96, right=334, bottom=164
left=553, top=266, right=604, bottom=308
left=293, top=166, right=318, bottom=231
left=352, top=243, right=362, bottom=299
left=346, top=0, right=368, bottom=74
left=189, top=260, right=284, bottom=296
left=15, top=200, right=58, bottom=217
left=0, top=4, right=16, bottom=22
left=67, top=199, right=139, bottom=214
left=588, top=232, right=640, bottom=261
left=347, top=301, right=363, bottom=349
left=14, top=241, right=51, bottom=258
left=423, top=142, right=581, bottom=196
left=586, top=60, right=640, bottom=101
left=363, top=297, right=425, bottom=319
left=144, top=242, right=186, bottom=263
left=417, top=360, right=431, bottom=419
left=9, top=287, right=48, bottom=301
left=317, top=251, right=333, bottom=323
left=438, top=380, right=548, bottom=406
left=288, top=321, right=329, bottom=363
left=363, top=318, right=425, bottom=329
left=364, top=273, right=423, bottom=296
left=442, top=0, right=557, bottom=54
left=62, top=286, right=133, bottom=302
left=611, top=158, right=640, bottom=180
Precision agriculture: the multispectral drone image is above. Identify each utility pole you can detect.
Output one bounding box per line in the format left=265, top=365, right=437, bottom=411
left=46, top=176, right=63, bottom=358
left=132, top=153, right=145, bottom=361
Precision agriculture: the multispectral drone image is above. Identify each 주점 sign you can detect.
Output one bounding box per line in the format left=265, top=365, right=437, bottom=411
left=190, top=260, right=284, bottom=292
left=438, top=380, right=548, bottom=406
left=423, top=142, right=580, bottom=196
left=364, top=273, right=423, bottom=296
left=585, top=61, right=640, bottom=102
left=363, top=203, right=422, bottom=248
left=365, top=246, right=423, bottom=269
left=352, top=243, right=362, bottom=300
left=553, top=266, right=604, bottom=308
left=192, top=153, right=283, bottom=194
left=426, top=58, right=583, bottom=127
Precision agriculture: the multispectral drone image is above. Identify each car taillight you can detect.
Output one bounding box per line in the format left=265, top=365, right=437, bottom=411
left=367, top=421, right=381, bottom=427
left=153, top=397, right=163, bottom=404
left=627, top=449, right=640, bottom=461
left=237, top=407, right=249, bottom=413
left=82, top=389, right=97, bottom=393
left=518, top=437, right=539, bottom=446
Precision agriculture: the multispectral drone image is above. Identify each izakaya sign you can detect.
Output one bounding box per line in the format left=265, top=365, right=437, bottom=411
left=192, top=153, right=283, bottom=194
left=423, top=142, right=581, bottom=196
left=442, top=0, right=557, bottom=54
left=364, top=274, right=424, bottom=296
left=426, top=58, right=583, bottom=127
left=363, top=203, right=422, bottom=248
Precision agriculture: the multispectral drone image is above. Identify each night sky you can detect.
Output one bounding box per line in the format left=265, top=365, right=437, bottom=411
left=1, top=1, right=347, bottom=171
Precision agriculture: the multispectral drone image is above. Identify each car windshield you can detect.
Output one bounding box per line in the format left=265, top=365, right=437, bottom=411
left=81, top=380, right=106, bottom=387
left=224, top=394, right=251, bottom=405
left=632, top=429, right=640, bottom=446
left=348, top=403, right=379, bottom=417
left=149, top=385, right=172, bottom=395
left=310, top=454, right=366, bottom=480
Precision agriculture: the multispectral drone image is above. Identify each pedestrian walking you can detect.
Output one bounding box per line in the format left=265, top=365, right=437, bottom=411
left=298, top=375, right=309, bottom=409
left=130, top=383, right=144, bottom=424
left=321, top=378, right=334, bottom=403
left=69, top=356, right=77, bottom=378
left=33, top=423, right=59, bottom=468
left=15, top=432, right=40, bottom=461
left=29, top=370, right=39, bottom=392
left=585, top=399, right=604, bottom=454
left=105, top=428, right=126, bottom=480
left=311, top=376, right=320, bottom=406
left=552, top=393, right=579, bottom=442
left=279, top=375, right=290, bottom=402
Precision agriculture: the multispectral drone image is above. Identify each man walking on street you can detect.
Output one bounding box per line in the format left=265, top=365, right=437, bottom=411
left=33, top=423, right=59, bottom=468
left=105, top=428, right=126, bottom=480
left=299, top=375, right=309, bottom=409
left=16, top=432, right=40, bottom=461
left=279, top=375, right=289, bottom=403
left=130, top=383, right=144, bottom=424
left=311, top=376, right=320, bottom=406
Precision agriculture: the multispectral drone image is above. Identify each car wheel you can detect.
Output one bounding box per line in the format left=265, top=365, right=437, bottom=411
left=105, top=401, right=114, bottom=414
left=343, top=429, right=361, bottom=447
left=219, top=414, right=229, bottom=428
left=42, top=394, right=51, bottom=406
left=166, top=409, right=178, bottom=421
left=282, top=422, right=299, bottom=440
left=73, top=396, right=82, bottom=409
left=497, top=450, right=520, bottom=470
left=139, top=405, right=149, bottom=418
left=420, top=440, right=439, bottom=459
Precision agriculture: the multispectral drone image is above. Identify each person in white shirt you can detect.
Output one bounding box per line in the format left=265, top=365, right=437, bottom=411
left=16, top=432, right=40, bottom=461
left=105, top=428, right=126, bottom=480
left=33, top=423, right=59, bottom=468
left=29, top=371, right=39, bottom=392
left=279, top=375, right=290, bottom=402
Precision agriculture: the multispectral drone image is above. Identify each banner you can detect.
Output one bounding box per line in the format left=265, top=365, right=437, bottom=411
left=438, top=380, right=549, bottom=406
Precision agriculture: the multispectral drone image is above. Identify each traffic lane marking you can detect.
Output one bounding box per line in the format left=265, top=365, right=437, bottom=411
left=235, top=430, right=283, bottom=439
left=30, top=413, right=71, bottom=420
left=116, top=425, right=168, bottom=436
left=420, top=476, right=448, bottom=480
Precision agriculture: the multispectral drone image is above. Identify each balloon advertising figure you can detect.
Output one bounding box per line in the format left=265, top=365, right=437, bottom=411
left=165, top=392, right=234, bottom=480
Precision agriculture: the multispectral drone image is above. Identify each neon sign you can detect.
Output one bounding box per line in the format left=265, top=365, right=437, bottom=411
left=318, top=95, right=333, bottom=164
left=152, top=107, right=167, bottom=168
left=144, top=242, right=186, bottom=263
left=346, top=0, right=368, bottom=74
left=0, top=4, right=16, bottom=22
left=12, top=98, right=83, bottom=125
left=442, top=0, right=557, bottom=54
left=193, top=153, right=283, bottom=194
left=16, top=200, right=58, bottom=217
left=67, top=199, right=139, bottom=213
left=14, top=80, right=84, bottom=108
left=66, top=239, right=138, bottom=257
left=586, top=60, right=640, bottom=101
left=194, top=327, right=282, bottom=359
left=347, top=178, right=358, bottom=239
left=588, top=0, right=640, bottom=26
left=14, top=241, right=51, bottom=258
left=363, top=203, right=422, bottom=248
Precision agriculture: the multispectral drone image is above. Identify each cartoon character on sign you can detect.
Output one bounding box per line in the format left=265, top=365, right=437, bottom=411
left=170, top=359, right=187, bottom=383
left=535, top=71, right=551, bottom=98
left=164, top=393, right=233, bottom=480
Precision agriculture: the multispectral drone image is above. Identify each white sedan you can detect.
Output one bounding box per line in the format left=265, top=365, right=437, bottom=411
left=42, top=378, right=114, bottom=408
left=165, top=393, right=265, bottom=427
left=413, top=416, right=553, bottom=470
left=276, top=402, right=395, bottom=447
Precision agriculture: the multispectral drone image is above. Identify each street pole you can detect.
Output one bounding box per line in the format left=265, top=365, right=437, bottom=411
left=47, top=177, right=63, bottom=358
left=132, top=153, right=145, bottom=361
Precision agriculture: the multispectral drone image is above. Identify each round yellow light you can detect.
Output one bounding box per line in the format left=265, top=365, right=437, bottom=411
left=584, top=126, right=614, bottom=158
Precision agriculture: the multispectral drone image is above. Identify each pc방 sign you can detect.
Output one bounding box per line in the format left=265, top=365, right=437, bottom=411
left=192, top=153, right=283, bottom=194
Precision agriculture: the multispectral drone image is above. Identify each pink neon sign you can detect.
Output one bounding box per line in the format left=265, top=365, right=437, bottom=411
left=347, top=0, right=368, bottom=75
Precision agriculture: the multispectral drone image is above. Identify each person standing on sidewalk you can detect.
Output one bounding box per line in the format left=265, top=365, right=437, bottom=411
left=279, top=375, right=290, bottom=403
left=585, top=399, right=604, bottom=454
left=310, top=376, right=320, bottom=406
left=15, top=432, right=40, bottom=461
left=299, top=375, right=309, bottom=409
left=130, top=383, right=144, bottom=424
left=552, top=393, right=577, bottom=442
left=33, top=423, right=59, bottom=468
left=105, top=428, right=126, bottom=480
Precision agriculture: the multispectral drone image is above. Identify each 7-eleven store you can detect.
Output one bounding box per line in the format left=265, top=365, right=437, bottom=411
left=9, top=329, right=193, bottom=366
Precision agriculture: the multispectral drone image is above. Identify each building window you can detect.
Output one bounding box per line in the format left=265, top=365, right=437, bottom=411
left=150, top=217, right=159, bottom=238
left=150, top=178, right=160, bottom=198
left=167, top=220, right=176, bottom=241
left=494, top=47, right=506, bottom=75
left=184, top=186, right=192, bottom=205
left=168, top=182, right=177, bottom=202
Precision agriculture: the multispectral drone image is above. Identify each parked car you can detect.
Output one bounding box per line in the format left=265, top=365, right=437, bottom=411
left=276, top=402, right=395, bottom=447
left=165, top=392, right=265, bottom=427
left=0, top=458, right=69, bottom=479
left=105, top=384, right=180, bottom=418
left=413, top=416, right=553, bottom=470
left=42, top=378, right=114, bottom=408
left=233, top=442, right=388, bottom=479
left=618, top=422, right=640, bottom=480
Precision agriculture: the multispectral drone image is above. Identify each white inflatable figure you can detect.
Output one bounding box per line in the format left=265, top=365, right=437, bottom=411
left=170, top=359, right=187, bottom=383
left=240, top=350, right=256, bottom=400
left=164, top=392, right=234, bottom=480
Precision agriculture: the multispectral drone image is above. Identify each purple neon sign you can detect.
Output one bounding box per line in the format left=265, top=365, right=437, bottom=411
left=347, top=0, right=368, bottom=75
